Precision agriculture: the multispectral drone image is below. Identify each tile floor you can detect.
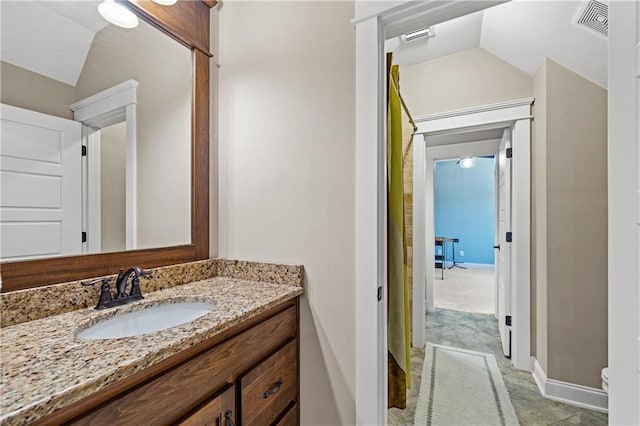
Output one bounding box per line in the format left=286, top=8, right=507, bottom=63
left=389, top=309, right=608, bottom=425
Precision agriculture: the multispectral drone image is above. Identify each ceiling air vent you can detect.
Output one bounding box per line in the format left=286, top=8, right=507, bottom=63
left=575, top=0, right=608, bottom=38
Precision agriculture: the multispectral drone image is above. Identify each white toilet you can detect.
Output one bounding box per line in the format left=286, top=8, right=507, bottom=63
left=601, top=367, right=609, bottom=393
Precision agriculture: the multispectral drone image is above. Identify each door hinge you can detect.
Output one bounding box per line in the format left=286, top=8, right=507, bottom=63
left=82, top=232, right=87, bottom=243
left=506, top=147, right=512, bottom=159
left=377, top=286, right=383, bottom=302
left=506, top=231, right=512, bottom=242
left=82, top=145, right=87, bottom=156
left=505, top=315, right=512, bottom=327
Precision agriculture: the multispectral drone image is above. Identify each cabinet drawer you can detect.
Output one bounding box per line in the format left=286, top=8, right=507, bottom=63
left=178, top=385, right=235, bottom=426
left=276, top=402, right=298, bottom=426
left=240, top=341, right=297, bottom=426
left=71, top=306, right=296, bottom=425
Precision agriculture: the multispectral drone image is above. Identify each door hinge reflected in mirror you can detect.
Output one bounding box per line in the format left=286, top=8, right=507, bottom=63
left=506, top=147, right=512, bottom=158
left=506, top=315, right=512, bottom=326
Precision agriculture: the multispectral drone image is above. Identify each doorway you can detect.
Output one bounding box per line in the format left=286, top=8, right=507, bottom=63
left=354, top=2, right=637, bottom=424
left=411, top=99, right=532, bottom=370
left=432, top=154, right=496, bottom=315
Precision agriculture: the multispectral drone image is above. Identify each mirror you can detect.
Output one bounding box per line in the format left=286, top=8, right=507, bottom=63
left=0, top=0, right=192, bottom=262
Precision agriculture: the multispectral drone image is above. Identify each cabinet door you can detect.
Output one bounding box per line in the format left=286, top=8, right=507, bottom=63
left=240, top=341, right=297, bottom=426
left=178, top=385, right=235, bottom=426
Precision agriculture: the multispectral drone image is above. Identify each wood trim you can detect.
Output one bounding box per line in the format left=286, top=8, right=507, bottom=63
left=201, top=0, right=218, bottom=8
left=0, top=0, right=210, bottom=292
left=125, top=0, right=211, bottom=55
left=295, top=297, right=301, bottom=424
left=193, top=49, right=210, bottom=259
left=32, top=300, right=297, bottom=425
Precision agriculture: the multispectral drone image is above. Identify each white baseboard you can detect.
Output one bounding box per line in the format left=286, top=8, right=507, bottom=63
left=531, top=357, right=608, bottom=413
left=450, top=262, right=495, bottom=270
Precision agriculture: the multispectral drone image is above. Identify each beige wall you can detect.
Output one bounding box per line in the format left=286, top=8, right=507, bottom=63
left=209, top=8, right=220, bottom=258
left=0, top=61, right=75, bottom=119
left=532, top=59, right=548, bottom=370
left=217, top=2, right=355, bottom=424
left=100, top=122, right=127, bottom=253
left=400, top=48, right=532, bottom=117
left=76, top=21, right=191, bottom=250
left=534, top=58, right=608, bottom=388
left=402, top=49, right=607, bottom=388
left=399, top=48, right=532, bottom=338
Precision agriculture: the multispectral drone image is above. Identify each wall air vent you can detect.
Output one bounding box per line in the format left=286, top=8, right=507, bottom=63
left=575, top=0, right=608, bottom=38
left=401, top=26, right=435, bottom=43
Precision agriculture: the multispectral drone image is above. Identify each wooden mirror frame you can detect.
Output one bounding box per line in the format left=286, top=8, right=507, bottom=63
left=1, top=0, right=214, bottom=292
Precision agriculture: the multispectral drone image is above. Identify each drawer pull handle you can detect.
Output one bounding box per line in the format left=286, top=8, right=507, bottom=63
left=224, top=409, right=235, bottom=426
left=263, top=378, right=283, bottom=399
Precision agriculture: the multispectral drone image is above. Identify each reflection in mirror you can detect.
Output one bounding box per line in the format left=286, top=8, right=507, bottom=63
left=0, top=1, right=192, bottom=262
left=100, top=122, right=126, bottom=253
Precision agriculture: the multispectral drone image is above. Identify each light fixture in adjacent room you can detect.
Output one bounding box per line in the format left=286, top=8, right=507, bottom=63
left=458, top=157, right=476, bottom=169
left=152, top=0, right=178, bottom=5
left=98, top=0, right=139, bottom=29
left=401, top=26, right=435, bottom=43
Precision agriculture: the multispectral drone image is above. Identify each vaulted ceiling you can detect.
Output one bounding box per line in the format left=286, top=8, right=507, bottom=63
left=0, top=1, right=108, bottom=86
left=386, top=0, right=608, bottom=89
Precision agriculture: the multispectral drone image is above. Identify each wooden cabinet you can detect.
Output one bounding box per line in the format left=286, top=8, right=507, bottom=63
left=178, top=385, right=235, bottom=426
left=35, top=299, right=299, bottom=426
left=276, top=402, right=298, bottom=426
left=240, top=341, right=297, bottom=425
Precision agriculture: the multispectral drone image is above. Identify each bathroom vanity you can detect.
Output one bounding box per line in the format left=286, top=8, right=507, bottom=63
left=0, top=1, right=305, bottom=424
left=41, top=302, right=298, bottom=425
left=1, top=259, right=304, bottom=425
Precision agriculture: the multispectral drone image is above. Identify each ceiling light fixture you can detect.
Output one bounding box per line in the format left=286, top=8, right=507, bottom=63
left=458, top=157, right=476, bottom=169
left=151, top=0, right=178, bottom=5
left=401, top=26, right=435, bottom=43
left=98, top=0, right=139, bottom=29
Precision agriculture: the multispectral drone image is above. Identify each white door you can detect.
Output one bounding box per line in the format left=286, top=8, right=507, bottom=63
left=0, top=103, right=82, bottom=261
left=496, top=128, right=512, bottom=357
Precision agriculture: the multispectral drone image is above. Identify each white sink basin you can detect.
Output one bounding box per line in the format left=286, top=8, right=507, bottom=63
left=77, top=302, right=215, bottom=340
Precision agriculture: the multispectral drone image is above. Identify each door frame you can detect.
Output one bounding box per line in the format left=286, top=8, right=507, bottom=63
left=607, top=1, right=640, bottom=424
left=70, top=79, right=138, bottom=251
left=413, top=137, right=501, bottom=349
left=353, top=2, right=509, bottom=424
left=412, top=98, right=532, bottom=373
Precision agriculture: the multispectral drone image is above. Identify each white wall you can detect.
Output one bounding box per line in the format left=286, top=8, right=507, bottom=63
left=217, top=2, right=356, bottom=424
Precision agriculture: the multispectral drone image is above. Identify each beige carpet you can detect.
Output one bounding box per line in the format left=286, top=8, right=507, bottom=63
left=435, top=267, right=495, bottom=314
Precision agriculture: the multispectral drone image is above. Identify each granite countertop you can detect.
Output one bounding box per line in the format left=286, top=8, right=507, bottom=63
left=0, top=277, right=303, bottom=425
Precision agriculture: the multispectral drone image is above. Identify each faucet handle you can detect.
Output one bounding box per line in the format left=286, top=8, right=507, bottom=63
left=81, top=278, right=113, bottom=310
left=81, top=277, right=110, bottom=287
left=138, top=268, right=153, bottom=278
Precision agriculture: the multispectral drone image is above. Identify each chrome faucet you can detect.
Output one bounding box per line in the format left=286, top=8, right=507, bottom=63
left=82, top=267, right=153, bottom=310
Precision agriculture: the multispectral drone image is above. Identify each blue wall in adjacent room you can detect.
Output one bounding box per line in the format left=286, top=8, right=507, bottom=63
left=434, top=157, right=495, bottom=265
